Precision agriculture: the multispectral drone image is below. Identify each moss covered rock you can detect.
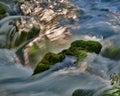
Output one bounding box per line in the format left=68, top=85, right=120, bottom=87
left=33, top=52, right=65, bottom=75
left=60, top=40, right=102, bottom=63
left=60, top=49, right=87, bottom=63
left=33, top=63, right=50, bottom=74
left=70, top=40, right=102, bottom=54
left=40, top=52, right=65, bottom=65
left=33, top=40, right=102, bottom=75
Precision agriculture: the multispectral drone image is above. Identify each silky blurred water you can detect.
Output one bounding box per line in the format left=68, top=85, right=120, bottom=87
left=0, top=0, right=120, bottom=96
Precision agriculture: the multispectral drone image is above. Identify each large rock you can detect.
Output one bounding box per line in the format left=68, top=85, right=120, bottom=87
left=70, top=40, right=102, bottom=54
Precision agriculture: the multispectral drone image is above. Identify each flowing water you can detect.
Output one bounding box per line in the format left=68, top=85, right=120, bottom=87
left=0, top=0, right=120, bottom=96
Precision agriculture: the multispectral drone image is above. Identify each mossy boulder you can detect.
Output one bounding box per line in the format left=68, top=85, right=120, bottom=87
left=0, top=5, right=6, bottom=19
left=102, top=47, right=120, bottom=60
left=33, top=40, right=102, bottom=75
left=33, top=52, right=65, bottom=75
left=70, top=40, right=102, bottom=54
left=40, top=52, right=65, bottom=65
left=60, top=40, right=102, bottom=63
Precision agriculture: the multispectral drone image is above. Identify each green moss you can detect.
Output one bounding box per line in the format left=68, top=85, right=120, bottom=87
left=40, top=52, right=65, bottom=65
left=72, top=90, right=81, bottom=96
left=60, top=48, right=87, bottom=63
left=33, top=52, right=65, bottom=75
left=71, top=40, right=102, bottom=54
left=60, top=40, right=102, bottom=63
left=33, top=63, right=50, bottom=74
left=77, top=51, right=87, bottom=62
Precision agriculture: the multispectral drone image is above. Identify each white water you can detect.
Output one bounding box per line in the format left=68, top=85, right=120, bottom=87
left=0, top=0, right=120, bottom=96
left=0, top=52, right=113, bottom=96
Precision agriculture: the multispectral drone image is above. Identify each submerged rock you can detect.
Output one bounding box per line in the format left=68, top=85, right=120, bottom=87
left=72, top=89, right=95, bottom=96
left=6, top=24, right=40, bottom=66
left=0, top=5, right=6, bottom=19
left=33, top=40, right=102, bottom=75
left=71, top=40, right=102, bottom=54
left=102, top=35, right=120, bottom=61
left=7, top=24, right=40, bottom=48
left=102, top=47, right=120, bottom=60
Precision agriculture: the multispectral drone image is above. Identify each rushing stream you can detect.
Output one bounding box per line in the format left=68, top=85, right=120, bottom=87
left=0, top=0, right=120, bottom=96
